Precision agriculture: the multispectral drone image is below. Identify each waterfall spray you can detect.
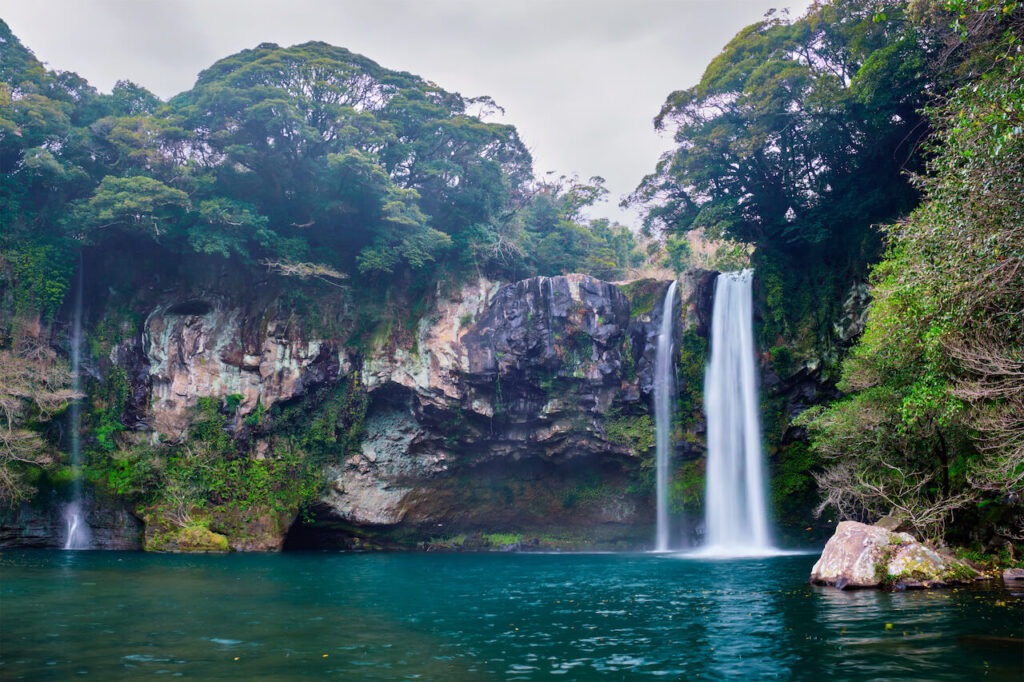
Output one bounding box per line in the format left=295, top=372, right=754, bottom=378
left=63, top=261, right=90, bottom=550
left=701, top=270, right=771, bottom=556
left=653, top=280, right=678, bottom=552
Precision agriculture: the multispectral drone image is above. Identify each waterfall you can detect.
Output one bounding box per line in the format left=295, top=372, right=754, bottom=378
left=702, top=269, right=771, bottom=556
left=653, top=280, right=677, bottom=552
left=64, top=262, right=90, bottom=551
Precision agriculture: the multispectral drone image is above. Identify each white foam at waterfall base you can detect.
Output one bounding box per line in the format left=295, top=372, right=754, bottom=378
left=653, top=280, right=678, bottom=552
left=699, top=269, right=776, bottom=558
left=63, top=500, right=91, bottom=550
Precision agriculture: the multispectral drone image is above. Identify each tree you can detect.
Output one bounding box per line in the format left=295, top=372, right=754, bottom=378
left=69, top=175, right=190, bottom=241
left=0, top=342, right=79, bottom=504
left=629, top=1, right=932, bottom=259
left=168, top=40, right=532, bottom=276
left=663, top=234, right=693, bottom=275
left=801, top=1, right=1024, bottom=541
left=517, top=176, right=642, bottom=280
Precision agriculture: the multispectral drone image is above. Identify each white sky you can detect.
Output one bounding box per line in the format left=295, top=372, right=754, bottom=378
left=3, top=0, right=812, bottom=227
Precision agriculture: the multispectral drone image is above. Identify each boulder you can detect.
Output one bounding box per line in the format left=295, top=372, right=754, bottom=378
left=873, top=515, right=911, bottom=533
left=810, top=521, right=977, bottom=588
left=1003, top=568, right=1024, bottom=582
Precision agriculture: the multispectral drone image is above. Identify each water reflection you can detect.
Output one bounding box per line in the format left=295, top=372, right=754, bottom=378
left=0, top=551, right=1020, bottom=680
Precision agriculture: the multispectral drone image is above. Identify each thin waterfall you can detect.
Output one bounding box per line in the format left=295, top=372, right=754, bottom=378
left=653, top=280, right=677, bottom=552
left=702, top=270, right=771, bottom=555
left=63, top=262, right=90, bottom=550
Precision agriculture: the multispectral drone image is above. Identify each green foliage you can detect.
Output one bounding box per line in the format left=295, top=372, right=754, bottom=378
left=88, top=368, right=130, bottom=453
left=676, top=329, right=707, bottom=422
left=801, top=11, right=1024, bottom=541
left=71, top=175, right=191, bottom=242
left=631, top=0, right=930, bottom=258
left=95, top=408, right=321, bottom=517
left=629, top=0, right=959, bottom=376
left=604, top=411, right=655, bottom=455
left=265, top=372, right=369, bottom=463
left=223, top=393, right=244, bottom=414
left=511, top=177, right=644, bottom=281
left=768, top=346, right=795, bottom=378
left=243, top=399, right=266, bottom=428
left=86, top=306, right=140, bottom=361
left=1, top=18, right=646, bottom=358
left=561, top=479, right=616, bottom=510
left=2, top=244, right=75, bottom=321
left=663, top=234, right=692, bottom=275
left=91, top=374, right=368, bottom=524
left=769, top=442, right=821, bottom=527
left=619, top=279, right=663, bottom=317
left=481, top=532, right=524, bottom=546
left=669, top=459, right=705, bottom=515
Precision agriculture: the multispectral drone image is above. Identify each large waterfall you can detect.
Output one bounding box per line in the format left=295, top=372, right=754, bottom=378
left=653, top=280, right=678, bottom=552
left=63, top=263, right=90, bottom=550
left=702, top=270, right=771, bottom=556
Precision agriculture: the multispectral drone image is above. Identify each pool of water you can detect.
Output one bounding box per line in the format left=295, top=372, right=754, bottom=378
left=0, top=551, right=1020, bottom=680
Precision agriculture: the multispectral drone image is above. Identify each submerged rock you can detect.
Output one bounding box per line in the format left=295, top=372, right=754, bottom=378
left=810, top=521, right=977, bottom=588
left=1004, top=568, right=1024, bottom=582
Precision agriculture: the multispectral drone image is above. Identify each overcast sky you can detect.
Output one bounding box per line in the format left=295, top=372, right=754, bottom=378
left=4, top=0, right=811, bottom=227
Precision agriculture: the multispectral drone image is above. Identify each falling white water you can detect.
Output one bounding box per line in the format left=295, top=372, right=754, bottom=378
left=64, top=263, right=90, bottom=551
left=653, top=280, right=678, bottom=552
left=701, top=270, right=772, bottom=556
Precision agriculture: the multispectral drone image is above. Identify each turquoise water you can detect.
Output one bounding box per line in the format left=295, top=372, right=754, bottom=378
left=0, top=551, right=1020, bottom=680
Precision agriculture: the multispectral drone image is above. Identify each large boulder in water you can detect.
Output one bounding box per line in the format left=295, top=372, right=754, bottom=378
left=810, top=521, right=977, bottom=588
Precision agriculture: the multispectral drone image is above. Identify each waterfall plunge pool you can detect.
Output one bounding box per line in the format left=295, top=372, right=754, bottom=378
left=1, top=551, right=1020, bottom=680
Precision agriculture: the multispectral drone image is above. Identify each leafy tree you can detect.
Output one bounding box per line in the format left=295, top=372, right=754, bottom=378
left=630, top=1, right=932, bottom=257
left=69, top=175, right=190, bottom=241
left=802, top=1, right=1024, bottom=541
left=168, top=41, right=531, bottom=276
left=519, top=176, right=643, bottom=280
left=0, top=342, right=79, bottom=504
left=663, top=234, right=693, bottom=275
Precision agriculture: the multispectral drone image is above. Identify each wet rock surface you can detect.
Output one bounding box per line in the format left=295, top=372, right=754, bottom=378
left=0, top=495, right=142, bottom=550
left=811, top=521, right=977, bottom=589
left=314, top=274, right=671, bottom=535
left=1003, top=568, right=1024, bottom=582
left=11, top=257, right=722, bottom=550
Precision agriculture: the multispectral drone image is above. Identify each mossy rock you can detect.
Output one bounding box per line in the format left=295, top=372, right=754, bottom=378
left=620, top=279, right=666, bottom=317
left=141, top=511, right=230, bottom=553
left=208, top=505, right=296, bottom=551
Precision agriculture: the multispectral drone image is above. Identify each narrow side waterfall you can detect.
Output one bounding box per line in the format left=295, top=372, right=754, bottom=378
left=653, top=280, right=678, bottom=552
left=64, top=263, right=90, bottom=550
left=702, top=270, right=771, bottom=556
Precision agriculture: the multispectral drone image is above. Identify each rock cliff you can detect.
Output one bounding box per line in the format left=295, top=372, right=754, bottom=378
left=2, top=245, right=721, bottom=551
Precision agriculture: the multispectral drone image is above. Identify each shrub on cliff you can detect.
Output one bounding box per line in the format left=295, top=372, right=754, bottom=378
left=0, top=342, right=79, bottom=504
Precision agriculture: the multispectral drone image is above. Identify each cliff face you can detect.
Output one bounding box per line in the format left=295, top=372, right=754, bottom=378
left=1, top=251, right=857, bottom=551
left=1, top=244, right=721, bottom=550
left=306, top=273, right=691, bottom=546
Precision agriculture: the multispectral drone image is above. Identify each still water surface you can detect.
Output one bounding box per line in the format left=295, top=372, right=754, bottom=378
left=1, top=551, right=1020, bottom=680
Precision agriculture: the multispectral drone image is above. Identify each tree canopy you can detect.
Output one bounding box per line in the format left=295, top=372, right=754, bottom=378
left=628, top=1, right=938, bottom=261
left=0, top=24, right=641, bottom=317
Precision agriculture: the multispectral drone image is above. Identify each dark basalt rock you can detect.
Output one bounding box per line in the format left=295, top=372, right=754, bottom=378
left=0, top=494, right=143, bottom=550
left=461, top=275, right=631, bottom=385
